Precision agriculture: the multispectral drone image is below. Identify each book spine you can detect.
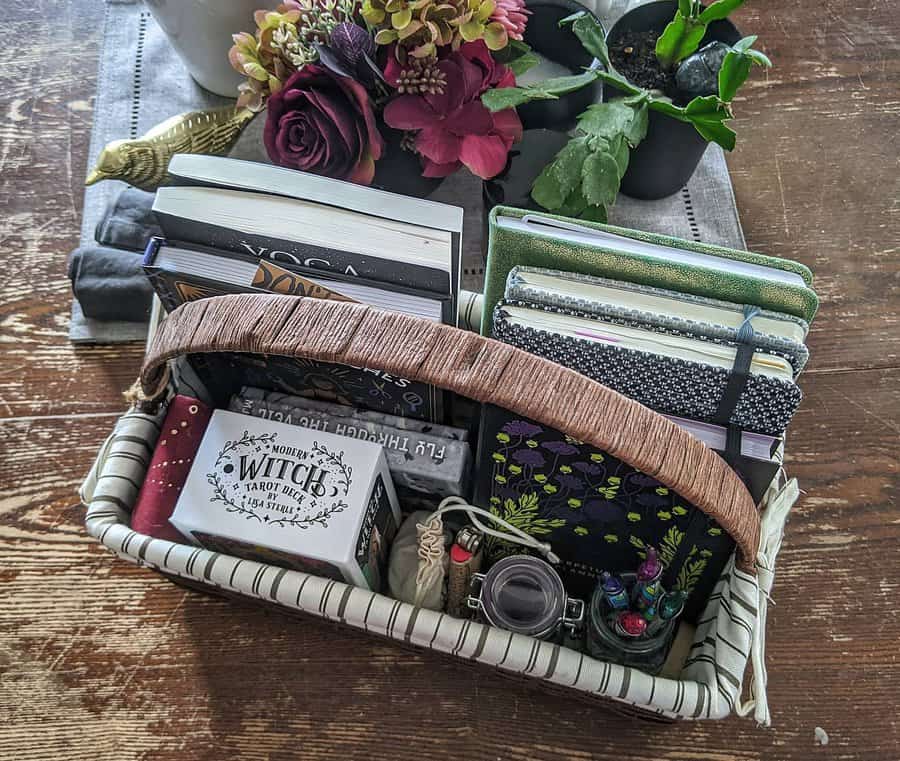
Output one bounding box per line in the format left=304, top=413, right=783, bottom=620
left=500, top=296, right=807, bottom=375
left=231, top=396, right=470, bottom=497
left=155, top=211, right=451, bottom=295
left=236, top=386, right=468, bottom=441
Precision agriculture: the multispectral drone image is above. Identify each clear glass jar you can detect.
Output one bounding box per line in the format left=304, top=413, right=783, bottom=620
left=467, top=555, right=585, bottom=643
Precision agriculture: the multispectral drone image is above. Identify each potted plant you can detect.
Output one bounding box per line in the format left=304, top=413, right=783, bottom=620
left=482, top=0, right=771, bottom=217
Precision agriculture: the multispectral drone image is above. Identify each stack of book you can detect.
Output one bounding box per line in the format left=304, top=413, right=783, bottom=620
left=142, top=155, right=464, bottom=422
left=476, top=208, right=818, bottom=614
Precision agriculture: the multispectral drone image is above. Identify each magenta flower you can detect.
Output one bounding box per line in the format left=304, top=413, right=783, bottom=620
left=383, top=41, right=522, bottom=179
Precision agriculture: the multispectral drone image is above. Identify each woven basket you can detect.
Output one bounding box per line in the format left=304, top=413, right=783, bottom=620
left=82, top=294, right=799, bottom=723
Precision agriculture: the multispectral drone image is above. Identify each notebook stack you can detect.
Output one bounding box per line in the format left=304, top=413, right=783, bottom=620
left=142, top=155, right=464, bottom=422
left=475, top=207, right=818, bottom=615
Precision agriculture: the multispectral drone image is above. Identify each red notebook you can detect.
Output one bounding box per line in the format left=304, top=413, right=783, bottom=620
left=131, top=395, right=213, bottom=542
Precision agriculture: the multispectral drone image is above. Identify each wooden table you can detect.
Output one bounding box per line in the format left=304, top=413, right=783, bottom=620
left=2, top=1, right=897, bottom=758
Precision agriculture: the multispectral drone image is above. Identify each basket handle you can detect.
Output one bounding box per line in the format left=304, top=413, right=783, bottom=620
left=139, top=294, right=760, bottom=572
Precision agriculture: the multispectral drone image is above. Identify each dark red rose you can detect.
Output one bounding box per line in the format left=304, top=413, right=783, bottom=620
left=264, top=65, right=384, bottom=184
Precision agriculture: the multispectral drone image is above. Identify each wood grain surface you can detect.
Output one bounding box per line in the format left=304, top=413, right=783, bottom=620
left=1, top=0, right=897, bottom=759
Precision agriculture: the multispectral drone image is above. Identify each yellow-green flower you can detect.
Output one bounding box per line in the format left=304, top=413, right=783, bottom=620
left=627, top=512, right=641, bottom=522
left=672, top=505, right=688, bottom=516
left=543, top=484, right=558, bottom=494
left=657, top=510, right=672, bottom=521
left=492, top=452, right=506, bottom=463
left=496, top=432, right=510, bottom=443
left=534, top=474, right=547, bottom=483
left=590, top=453, right=604, bottom=462
left=656, top=486, right=669, bottom=496
left=604, top=534, right=619, bottom=543
left=526, top=439, right=538, bottom=448
left=608, top=476, right=621, bottom=485
left=559, top=465, right=572, bottom=474
left=574, top=526, right=589, bottom=536
left=508, top=464, right=522, bottom=475
left=494, top=474, right=507, bottom=484
left=489, top=496, right=500, bottom=504
left=567, top=498, right=582, bottom=508
left=707, top=526, right=722, bottom=536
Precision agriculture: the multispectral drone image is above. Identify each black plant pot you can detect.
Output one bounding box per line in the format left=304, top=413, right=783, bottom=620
left=606, top=0, right=740, bottom=200
left=517, top=0, right=603, bottom=131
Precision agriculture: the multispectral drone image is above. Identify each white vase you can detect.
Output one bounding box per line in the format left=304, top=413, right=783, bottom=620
left=143, top=0, right=271, bottom=98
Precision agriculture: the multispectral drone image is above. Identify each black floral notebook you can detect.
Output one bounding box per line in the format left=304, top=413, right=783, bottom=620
left=474, top=404, right=735, bottom=621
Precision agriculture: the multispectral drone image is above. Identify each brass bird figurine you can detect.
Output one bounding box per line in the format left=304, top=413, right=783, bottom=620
left=84, top=105, right=256, bottom=191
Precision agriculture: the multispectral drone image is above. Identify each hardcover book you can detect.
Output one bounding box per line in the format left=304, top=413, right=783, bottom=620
left=171, top=410, right=401, bottom=591
left=187, top=351, right=445, bottom=423
left=505, top=266, right=810, bottom=374
left=481, top=206, right=819, bottom=335
left=143, top=237, right=452, bottom=323
left=474, top=404, right=735, bottom=621
left=492, top=302, right=801, bottom=436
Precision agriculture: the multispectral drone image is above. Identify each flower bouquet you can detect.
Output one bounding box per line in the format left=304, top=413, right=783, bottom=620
left=229, top=0, right=537, bottom=187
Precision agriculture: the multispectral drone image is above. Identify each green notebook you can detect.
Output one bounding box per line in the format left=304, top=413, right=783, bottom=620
left=481, top=206, right=818, bottom=335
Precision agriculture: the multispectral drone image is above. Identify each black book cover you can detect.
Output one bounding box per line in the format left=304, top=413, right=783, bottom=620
left=142, top=238, right=454, bottom=324
left=474, top=404, right=735, bottom=621
left=154, top=210, right=453, bottom=297
left=188, top=351, right=443, bottom=424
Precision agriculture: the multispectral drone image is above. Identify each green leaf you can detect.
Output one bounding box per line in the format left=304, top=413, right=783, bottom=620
left=577, top=100, right=637, bottom=141
left=555, top=187, right=589, bottom=218
left=684, top=94, right=729, bottom=118
left=531, top=136, right=592, bottom=210
left=623, top=101, right=649, bottom=145
left=492, top=39, right=541, bottom=75
left=536, top=71, right=601, bottom=93
left=698, top=0, right=744, bottom=23
left=655, top=12, right=706, bottom=67
left=480, top=70, right=600, bottom=111
left=681, top=95, right=736, bottom=149
left=480, top=87, right=550, bottom=111
left=648, top=97, right=690, bottom=122
left=562, top=11, right=610, bottom=68
left=580, top=204, right=608, bottom=223
left=594, top=69, right=643, bottom=97
left=677, top=0, right=692, bottom=15
left=581, top=150, right=620, bottom=208
left=732, top=34, right=758, bottom=52
left=718, top=50, right=752, bottom=102
left=610, top=134, right=630, bottom=178
left=692, top=119, right=736, bottom=150
left=509, top=50, right=541, bottom=76
left=744, top=48, right=773, bottom=67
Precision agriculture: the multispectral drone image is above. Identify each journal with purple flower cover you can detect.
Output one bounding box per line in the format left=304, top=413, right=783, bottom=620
left=474, top=404, right=735, bottom=620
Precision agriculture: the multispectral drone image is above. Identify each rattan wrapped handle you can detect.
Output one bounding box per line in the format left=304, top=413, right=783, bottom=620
left=140, top=294, right=760, bottom=572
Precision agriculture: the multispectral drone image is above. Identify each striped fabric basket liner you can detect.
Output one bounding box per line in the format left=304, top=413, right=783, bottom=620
left=81, top=294, right=800, bottom=724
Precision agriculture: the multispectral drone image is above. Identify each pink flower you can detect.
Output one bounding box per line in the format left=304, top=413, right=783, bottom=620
left=383, top=41, right=522, bottom=180
left=490, top=0, right=530, bottom=41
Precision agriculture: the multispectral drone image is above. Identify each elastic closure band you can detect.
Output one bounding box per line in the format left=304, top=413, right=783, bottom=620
left=713, top=306, right=761, bottom=426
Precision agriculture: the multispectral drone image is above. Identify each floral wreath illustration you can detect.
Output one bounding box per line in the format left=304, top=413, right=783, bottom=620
left=208, top=431, right=350, bottom=529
